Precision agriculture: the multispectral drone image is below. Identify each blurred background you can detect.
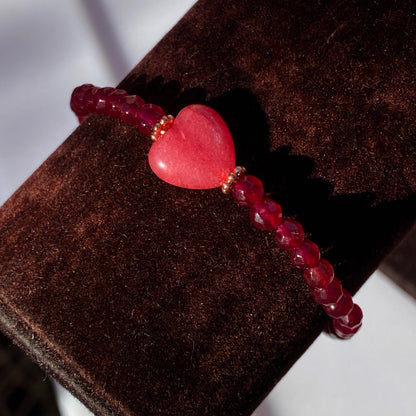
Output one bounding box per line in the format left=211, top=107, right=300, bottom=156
left=0, top=1, right=415, bottom=415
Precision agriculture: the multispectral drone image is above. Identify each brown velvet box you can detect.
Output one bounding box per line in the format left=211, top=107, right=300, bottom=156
left=1, top=0, right=416, bottom=415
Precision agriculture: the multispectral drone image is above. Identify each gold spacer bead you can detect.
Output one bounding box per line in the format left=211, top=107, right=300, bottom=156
left=221, top=182, right=231, bottom=194
left=221, top=166, right=247, bottom=195
left=152, top=123, right=161, bottom=132
left=159, top=116, right=169, bottom=125
left=150, top=115, right=175, bottom=141
left=234, top=166, right=246, bottom=177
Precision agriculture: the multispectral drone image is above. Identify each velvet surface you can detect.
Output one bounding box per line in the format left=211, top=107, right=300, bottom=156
left=1, top=0, right=416, bottom=415
left=382, top=224, right=416, bottom=299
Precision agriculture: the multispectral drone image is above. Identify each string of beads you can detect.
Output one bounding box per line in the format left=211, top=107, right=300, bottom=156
left=71, top=84, right=363, bottom=339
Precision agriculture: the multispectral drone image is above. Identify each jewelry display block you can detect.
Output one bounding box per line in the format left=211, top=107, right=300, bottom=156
left=1, top=1, right=415, bottom=415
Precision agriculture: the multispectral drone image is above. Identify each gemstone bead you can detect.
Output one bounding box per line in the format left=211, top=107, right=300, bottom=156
left=84, top=87, right=99, bottom=112
left=333, top=319, right=362, bottom=339
left=136, top=104, right=166, bottom=135
left=339, top=304, right=363, bottom=330
left=274, top=219, right=305, bottom=250
left=290, top=239, right=320, bottom=268
left=249, top=198, right=283, bottom=230
left=70, top=83, right=364, bottom=338
left=148, top=105, right=236, bottom=189
left=107, top=89, right=129, bottom=117
left=70, top=84, right=94, bottom=114
left=119, top=95, right=145, bottom=124
left=323, top=290, right=354, bottom=318
left=303, top=259, right=334, bottom=288
left=232, top=175, right=264, bottom=207
left=93, top=87, right=115, bottom=113
left=312, top=277, right=343, bottom=304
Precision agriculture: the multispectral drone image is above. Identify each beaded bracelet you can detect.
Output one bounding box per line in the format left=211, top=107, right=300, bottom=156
left=71, top=84, right=363, bottom=339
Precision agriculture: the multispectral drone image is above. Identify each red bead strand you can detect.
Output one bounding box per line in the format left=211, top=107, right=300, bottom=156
left=71, top=84, right=168, bottom=132
left=231, top=173, right=362, bottom=339
left=70, top=84, right=363, bottom=339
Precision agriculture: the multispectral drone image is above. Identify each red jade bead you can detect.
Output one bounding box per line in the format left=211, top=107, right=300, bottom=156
left=290, top=239, right=320, bottom=268
left=148, top=105, right=235, bottom=189
left=249, top=198, right=283, bottom=230
left=333, top=319, right=362, bottom=339
left=303, top=258, right=334, bottom=288
left=232, top=175, right=264, bottom=207
left=119, top=95, right=145, bottom=124
left=274, top=219, right=305, bottom=250
left=93, top=87, right=115, bottom=113
left=323, top=289, right=354, bottom=318
left=84, top=86, right=99, bottom=112
left=338, top=303, right=363, bottom=329
left=312, top=277, right=343, bottom=304
left=70, top=84, right=94, bottom=114
left=107, top=89, right=129, bottom=117
left=136, top=103, right=165, bottom=135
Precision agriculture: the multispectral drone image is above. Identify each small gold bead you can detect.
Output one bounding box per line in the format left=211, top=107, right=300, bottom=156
left=221, top=182, right=231, bottom=194
left=228, top=172, right=237, bottom=182
left=159, top=116, right=169, bottom=125
left=152, top=123, right=161, bottom=132
left=220, top=166, right=247, bottom=195
left=150, top=115, right=175, bottom=141
left=234, top=166, right=246, bottom=177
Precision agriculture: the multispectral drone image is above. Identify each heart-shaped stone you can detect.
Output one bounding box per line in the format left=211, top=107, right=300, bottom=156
left=148, top=104, right=236, bottom=189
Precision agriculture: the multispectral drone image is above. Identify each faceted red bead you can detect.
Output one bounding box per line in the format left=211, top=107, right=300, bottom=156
left=333, top=319, right=362, bottom=339
left=274, top=219, right=305, bottom=250
left=303, top=258, right=334, bottom=288
left=107, top=89, right=129, bottom=117
left=119, top=95, right=145, bottom=124
left=93, top=87, right=115, bottom=113
left=249, top=198, right=283, bottom=230
left=312, top=277, right=343, bottom=304
left=232, top=175, right=264, bottom=207
left=290, top=239, right=320, bottom=268
left=339, top=303, right=363, bottom=330
left=70, top=84, right=94, bottom=114
left=135, top=103, right=165, bottom=135
left=84, top=86, right=99, bottom=112
left=323, top=289, right=354, bottom=318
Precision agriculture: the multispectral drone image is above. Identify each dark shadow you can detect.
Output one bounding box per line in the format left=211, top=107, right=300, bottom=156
left=0, top=331, right=60, bottom=416
left=380, top=222, right=416, bottom=300
left=121, top=75, right=416, bottom=301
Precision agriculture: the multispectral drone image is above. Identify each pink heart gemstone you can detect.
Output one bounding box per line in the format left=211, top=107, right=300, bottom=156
left=148, top=104, right=236, bottom=189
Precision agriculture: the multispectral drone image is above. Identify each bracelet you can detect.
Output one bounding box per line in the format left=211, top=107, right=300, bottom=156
left=71, top=84, right=363, bottom=339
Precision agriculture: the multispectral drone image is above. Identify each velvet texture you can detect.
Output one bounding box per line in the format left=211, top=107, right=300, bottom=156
left=382, top=225, right=416, bottom=299
left=1, top=1, right=415, bottom=415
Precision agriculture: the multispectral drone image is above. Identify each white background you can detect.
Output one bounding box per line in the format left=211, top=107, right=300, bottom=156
left=0, top=1, right=415, bottom=415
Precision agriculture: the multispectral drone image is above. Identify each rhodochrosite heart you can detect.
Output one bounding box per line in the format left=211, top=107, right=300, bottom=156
left=148, top=105, right=236, bottom=189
